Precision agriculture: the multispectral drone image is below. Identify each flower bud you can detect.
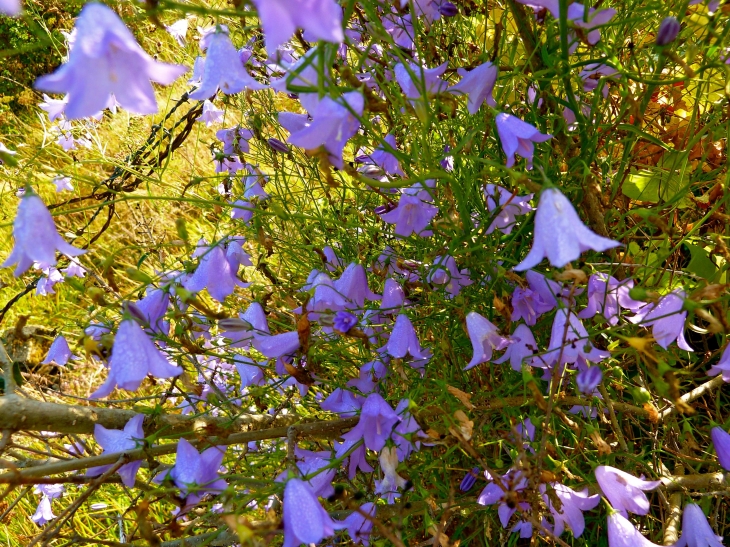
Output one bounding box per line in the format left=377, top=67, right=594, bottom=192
left=439, top=2, right=458, bottom=17
left=656, top=16, right=680, bottom=46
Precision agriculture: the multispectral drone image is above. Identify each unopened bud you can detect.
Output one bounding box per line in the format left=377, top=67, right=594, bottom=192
left=656, top=16, right=680, bottom=46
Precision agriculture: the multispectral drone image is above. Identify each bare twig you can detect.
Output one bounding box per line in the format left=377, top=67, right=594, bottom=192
left=659, top=376, right=726, bottom=421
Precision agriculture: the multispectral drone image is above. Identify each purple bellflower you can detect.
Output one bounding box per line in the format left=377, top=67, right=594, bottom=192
left=220, top=302, right=270, bottom=348
left=2, top=192, right=85, bottom=277
left=53, top=176, right=73, bottom=192
left=460, top=467, right=481, bottom=491
left=42, top=335, right=75, bottom=366
left=0, top=0, right=21, bottom=16
left=167, top=439, right=227, bottom=508
left=282, top=478, right=344, bottom=547
left=494, top=323, right=538, bottom=371
left=495, top=113, right=552, bottom=170
left=365, top=134, right=405, bottom=176
left=708, top=345, right=730, bottom=382
left=375, top=446, right=408, bottom=504
left=465, top=312, right=508, bottom=370
left=87, top=415, right=144, bottom=487
left=511, top=286, right=554, bottom=326
left=334, top=311, right=358, bottom=333
left=34, top=3, right=186, bottom=120
left=31, top=496, right=55, bottom=526
left=379, top=314, right=432, bottom=371
left=656, top=16, right=681, bottom=46
left=188, top=30, right=265, bottom=100
left=484, top=184, right=534, bottom=235
left=254, top=330, right=301, bottom=359
left=711, top=426, right=730, bottom=471
left=183, top=240, right=250, bottom=302
left=448, top=61, right=499, bottom=114
left=674, top=503, right=724, bottom=547
left=393, top=399, right=423, bottom=461
left=395, top=61, right=448, bottom=103
left=595, top=465, right=661, bottom=517
left=197, top=100, right=224, bottom=126
left=333, top=263, right=380, bottom=308
left=543, top=309, right=610, bottom=366
left=542, top=483, right=600, bottom=537
left=320, top=387, right=363, bottom=417
left=607, top=512, right=663, bottom=547
left=335, top=439, right=374, bottom=479
left=578, top=273, right=642, bottom=325
left=345, top=502, right=376, bottom=546
left=629, top=290, right=692, bottom=351
left=426, top=255, right=472, bottom=298
left=341, top=392, right=400, bottom=451
left=91, top=319, right=182, bottom=398
left=252, top=0, right=344, bottom=55
left=233, top=355, right=265, bottom=388
left=276, top=448, right=337, bottom=498
left=514, top=187, right=621, bottom=271
left=380, top=190, right=439, bottom=238
left=576, top=364, right=603, bottom=395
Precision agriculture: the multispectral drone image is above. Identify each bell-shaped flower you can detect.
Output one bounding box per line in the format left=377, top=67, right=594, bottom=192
left=42, top=335, right=75, bottom=366
left=566, top=4, right=616, bottom=49
left=275, top=448, right=337, bottom=499
left=197, top=100, right=224, bottom=126
left=31, top=496, right=55, bottom=526
left=494, top=324, right=538, bottom=371
left=282, top=91, right=363, bottom=169
left=515, top=188, right=620, bottom=271
left=220, top=302, right=270, bottom=348
left=484, top=184, right=533, bottom=235
left=233, top=355, right=266, bottom=388
left=252, top=0, right=343, bottom=55
left=345, top=502, right=376, bottom=546
left=36, top=267, right=64, bottom=296
left=674, top=503, right=724, bottom=547
left=465, top=312, right=508, bottom=370
left=578, top=273, right=642, bottom=325
left=708, top=345, right=730, bottom=383
left=167, top=439, right=227, bottom=508
left=217, top=126, right=254, bottom=156
left=87, top=415, right=145, bottom=487
left=426, top=255, right=472, bottom=298
left=381, top=278, right=407, bottom=313
left=711, top=426, right=730, bottom=471
left=629, top=291, right=692, bottom=351
left=320, top=388, right=363, bottom=417
left=542, top=483, right=599, bottom=537
left=134, top=288, right=170, bottom=335
left=393, top=399, right=423, bottom=461
left=448, top=61, right=498, bottom=114
left=364, top=134, right=405, bottom=177
left=380, top=191, right=439, bottom=238
left=183, top=240, right=249, bottom=302
left=543, top=309, right=610, bottom=366
left=335, top=439, right=374, bottom=479
left=595, top=465, right=661, bottom=517
left=188, top=30, right=265, bottom=100
left=495, top=113, right=552, bottom=170
left=374, top=446, right=408, bottom=504
left=3, top=192, right=85, bottom=277
left=395, top=61, right=448, bottom=104
left=576, top=364, right=603, bottom=395
left=334, top=263, right=380, bottom=308
left=282, top=479, right=345, bottom=547
left=379, top=314, right=432, bottom=371
left=91, top=319, right=182, bottom=398
left=34, top=3, right=187, bottom=120
left=341, top=392, right=400, bottom=451
left=607, top=512, right=662, bottom=547
left=254, top=330, right=301, bottom=359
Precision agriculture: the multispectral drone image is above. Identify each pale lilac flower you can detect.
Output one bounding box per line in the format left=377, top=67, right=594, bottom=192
left=566, top=4, right=616, bottom=49
left=87, top=414, right=144, bottom=487
left=91, top=319, right=182, bottom=398
left=595, top=465, right=661, bottom=517
left=426, top=255, right=472, bottom=298
left=220, top=302, right=270, bottom=348
left=542, top=483, right=600, bottom=537
left=0, top=0, right=21, bottom=16
left=511, top=286, right=554, bottom=326
left=379, top=314, right=432, bottom=371
left=282, top=478, right=345, bottom=547
left=2, top=192, right=85, bottom=276
left=579, top=273, right=641, bottom=325
left=464, top=312, right=508, bottom=370
left=484, top=184, right=533, bottom=235
left=514, top=187, right=620, bottom=271
left=188, top=30, right=265, bottom=100
left=52, top=176, right=73, bottom=192
left=363, top=134, right=405, bottom=176
left=345, top=502, right=376, bottom=546
left=629, top=291, right=692, bottom=351
left=393, top=399, right=423, bottom=461
left=31, top=496, right=55, bottom=525
left=333, top=263, right=380, bottom=308
left=543, top=309, right=610, bottom=365
left=254, top=330, right=301, bottom=359
left=708, top=345, right=730, bottom=382
left=711, top=426, right=730, bottom=471
left=166, top=18, right=189, bottom=46
left=134, top=288, right=170, bottom=335
left=494, top=323, right=538, bottom=371
left=341, top=392, right=400, bottom=451
left=276, top=448, right=336, bottom=498
left=61, top=257, right=86, bottom=278
left=34, top=3, right=187, bottom=120
left=576, top=364, right=603, bottom=395
left=395, top=61, right=448, bottom=109
left=34, top=484, right=64, bottom=499
left=197, top=100, right=224, bottom=127
left=607, top=512, right=663, bottom=547
left=183, top=240, right=249, bottom=302
left=380, top=192, right=439, bottom=238
left=448, top=61, right=499, bottom=114
left=495, top=113, right=552, bottom=170
left=320, top=387, right=362, bottom=417
left=335, top=439, right=374, bottom=479
left=42, top=335, right=74, bottom=366
left=580, top=63, right=619, bottom=96
left=36, top=267, right=64, bottom=296
left=217, top=126, right=253, bottom=156
left=252, top=0, right=344, bottom=55
left=167, top=439, right=227, bottom=507
left=374, top=446, right=408, bottom=504
left=674, top=503, right=724, bottom=547
left=233, top=355, right=265, bottom=388
left=39, top=94, right=67, bottom=121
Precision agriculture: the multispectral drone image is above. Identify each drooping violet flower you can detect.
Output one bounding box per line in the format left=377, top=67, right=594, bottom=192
left=379, top=314, right=432, bottom=371
left=494, top=323, right=538, bottom=371
left=708, top=345, right=730, bottom=383
left=320, top=388, right=363, bottom=417
left=167, top=439, right=227, bottom=508
left=395, top=61, right=448, bottom=105
left=595, top=466, right=661, bottom=517
left=166, top=18, right=189, bottom=46
left=62, top=257, right=86, bottom=278
left=542, top=483, right=599, bottom=537
left=375, top=446, right=408, bottom=504
left=380, top=192, right=439, bottom=238
left=52, top=176, right=73, bottom=192
left=34, top=3, right=187, bottom=120
left=91, top=319, right=182, bottom=398
left=2, top=192, right=85, bottom=277
left=656, top=16, right=681, bottom=46
left=607, top=512, right=663, bottom=547
left=36, top=267, right=64, bottom=296
left=674, top=503, right=724, bottom=547
left=282, top=478, right=345, bottom=547
left=334, top=311, right=358, bottom=333
left=566, top=4, right=616, bottom=49
left=381, top=278, right=407, bottom=313
left=514, top=187, right=621, bottom=271
left=543, top=309, right=610, bottom=366
left=448, top=61, right=499, bottom=114
left=426, top=255, right=472, bottom=298
left=393, top=398, right=423, bottom=461
left=477, top=469, right=530, bottom=535
left=578, top=273, right=641, bottom=325
left=484, top=184, right=533, bottom=235
left=359, top=134, right=405, bottom=177
left=188, top=30, right=265, bottom=100
left=233, top=355, right=265, bottom=388
left=196, top=100, right=224, bottom=127
left=576, top=364, right=603, bottom=395
left=464, top=312, right=508, bottom=370
left=495, top=113, right=552, bottom=170
left=268, top=137, right=289, bottom=153
left=333, top=262, right=380, bottom=308
left=460, top=468, right=480, bottom=491
left=42, top=335, right=75, bottom=366
left=34, top=484, right=64, bottom=500
left=345, top=502, right=376, bottom=546
left=711, top=426, right=730, bottom=471
left=183, top=240, right=249, bottom=302
left=39, top=94, right=67, bottom=122
left=219, top=302, right=270, bottom=348
left=439, top=1, right=458, bottom=16
left=511, top=287, right=553, bottom=326
left=254, top=330, right=301, bottom=359
left=87, top=414, right=144, bottom=487
left=341, top=392, right=400, bottom=451
left=217, top=126, right=254, bottom=156
left=580, top=63, right=619, bottom=96
left=335, top=439, right=374, bottom=479
left=629, top=291, right=692, bottom=351
left=31, top=496, right=55, bottom=525
left=133, top=288, right=170, bottom=335
left=275, top=449, right=336, bottom=498
left=252, top=0, right=344, bottom=55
